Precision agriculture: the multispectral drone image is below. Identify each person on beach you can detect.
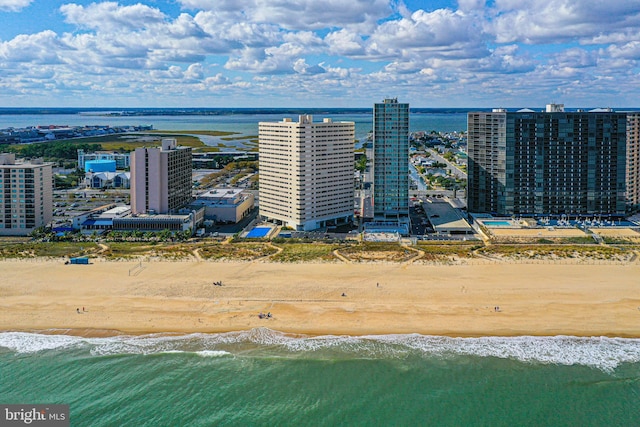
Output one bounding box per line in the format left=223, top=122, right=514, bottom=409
left=76, top=308, right=80, bottom=314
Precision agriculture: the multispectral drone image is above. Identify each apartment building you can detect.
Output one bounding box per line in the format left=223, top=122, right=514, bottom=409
left=467, top=105, right=627, bottom=216
left=130, top=138, right=192, bottom=214
left=372, top=98, right=410, bottom=224
left=259, top=115, right=354, bottom=231
left=0, top=153, right=53, bottom=235
left=626, top=112, right=640, bottom=211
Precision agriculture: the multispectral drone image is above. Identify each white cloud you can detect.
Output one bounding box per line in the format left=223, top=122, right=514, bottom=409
left=607, top=41, right=640, bottom=60
left=325, top=30, right=366, bottom=56
left=364, top=8, right=487, bottom=61
left=61, top=2, right=166, bottom=32
left=0, top=0, right=31, bottom=12
left=292, top=59, right=325, bottom=75
left=489, top=0, right=640, bottom=44
left=0, top=31, right=69, bottom=64
left=179, top=0, right=390, bottom=31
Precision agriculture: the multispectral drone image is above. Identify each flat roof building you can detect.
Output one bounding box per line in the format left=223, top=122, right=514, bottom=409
left=467, top=106, right=626, bottom=217
left=259, top=115, right=355, bottom=231
left=192, top=188, right=254, bottom=223
left=0, top=153, right=53, bottom=235
left=130, top=138, right=192, bottom=214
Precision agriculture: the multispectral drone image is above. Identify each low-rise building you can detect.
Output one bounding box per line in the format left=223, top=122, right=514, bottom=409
left=74, top=205, right=132, bottom=234
left=191, top=188, right=254, bottom=223
left=78, top=150, right=131, bottom=170
left=86, top=172, right=130, bottom=189
left=113, top=208, right=204, bottom=234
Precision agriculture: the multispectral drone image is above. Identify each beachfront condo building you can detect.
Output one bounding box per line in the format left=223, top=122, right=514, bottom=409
left=626, top=112, right=640, bottom=211
left=467, top=104, right=627, bottom=217
left=258, top=115, right=355, bottom=231
left=130, top=138, right=192, bottom=215
left=372, top=98, right=410, bottom=225
left=0, top=153, right=53, bottom=236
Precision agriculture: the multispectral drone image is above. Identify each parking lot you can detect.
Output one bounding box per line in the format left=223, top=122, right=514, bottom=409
left=51, top=188, right=130, bottom=227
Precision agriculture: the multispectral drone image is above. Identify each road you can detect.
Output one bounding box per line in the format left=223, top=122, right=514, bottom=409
left=409, top=164, right=428, bottom=191
left=426, top=149, right=467, bottom=179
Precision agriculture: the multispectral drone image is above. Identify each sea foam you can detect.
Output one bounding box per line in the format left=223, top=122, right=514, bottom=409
left=1, top=329, right=639, bottom=371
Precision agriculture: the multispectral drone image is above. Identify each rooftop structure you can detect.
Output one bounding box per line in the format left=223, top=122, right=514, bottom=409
left=423, top=199, right=473, bottom=235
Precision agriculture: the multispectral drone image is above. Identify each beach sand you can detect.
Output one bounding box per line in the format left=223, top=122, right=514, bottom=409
left=1, top=259, right=639, bottom=337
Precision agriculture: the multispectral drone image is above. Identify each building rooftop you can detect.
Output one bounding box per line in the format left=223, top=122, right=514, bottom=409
left=424, top=199, right=473, bottom=233
left=199, top=188, right=244, bottom=199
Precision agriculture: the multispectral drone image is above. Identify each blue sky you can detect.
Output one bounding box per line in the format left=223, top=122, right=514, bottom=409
left=0, top=0, right=639, bottom=108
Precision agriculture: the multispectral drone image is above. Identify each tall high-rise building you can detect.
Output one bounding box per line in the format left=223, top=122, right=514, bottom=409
left=467, top=105, right=627, bottom=216
left=258, top=115, right=354, bottom=231
left=0, top=153, right=53, bottom=235
left=130, top=138, right=192, bottom=214
left=626, top=112, right=640, bottom=211
left=372, top=98, right=410, bottom=224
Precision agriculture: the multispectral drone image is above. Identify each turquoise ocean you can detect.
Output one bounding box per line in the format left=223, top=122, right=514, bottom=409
left=1, top=330, right=640, bottom=426
left=1, top=109, right=640, bottom=425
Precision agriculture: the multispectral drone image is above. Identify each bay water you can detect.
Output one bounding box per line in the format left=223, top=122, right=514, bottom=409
left=0, top=108, right=470, bottom=145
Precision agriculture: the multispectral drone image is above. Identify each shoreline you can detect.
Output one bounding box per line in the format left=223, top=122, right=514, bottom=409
left=1, top=259, right=639, bottom=338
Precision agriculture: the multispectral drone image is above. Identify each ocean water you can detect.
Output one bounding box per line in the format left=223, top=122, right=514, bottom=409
left=1, top=330, right=640, bottom=426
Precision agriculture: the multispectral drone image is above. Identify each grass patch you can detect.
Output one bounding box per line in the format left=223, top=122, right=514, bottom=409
left=416, top=241, right=482, bottom=258
left=0, top=242, right=100, bottom=258
left=339, top=242, right=416, bottom=263
left=221, top=135, right=258, bottom=141
left=198, top=243, right=277, bottom=261
left=477, top=244, right=630, bottom=260
left=47, top=133, right=205, bottom=151
left=193, top=146, right=221, bottom=152
left=270, top=243, right=338, bottom=262
left=149, top=130, right=237, bottom=137
left=100, top=242, right=157, bottom=258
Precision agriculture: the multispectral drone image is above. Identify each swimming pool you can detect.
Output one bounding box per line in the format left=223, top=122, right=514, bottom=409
left=482, top=220, right=513, bottom=227
left=246, top=227, right=272, bottom=238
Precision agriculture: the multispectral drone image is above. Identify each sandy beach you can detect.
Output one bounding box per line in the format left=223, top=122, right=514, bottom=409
left=1, top=259, right=639, bottom=337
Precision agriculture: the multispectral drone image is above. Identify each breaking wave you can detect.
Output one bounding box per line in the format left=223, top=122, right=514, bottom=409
left=1, top=329, right=640, bottom=371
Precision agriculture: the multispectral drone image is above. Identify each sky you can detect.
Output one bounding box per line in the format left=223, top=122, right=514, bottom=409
left=0, top=0, right=639, bottom=108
